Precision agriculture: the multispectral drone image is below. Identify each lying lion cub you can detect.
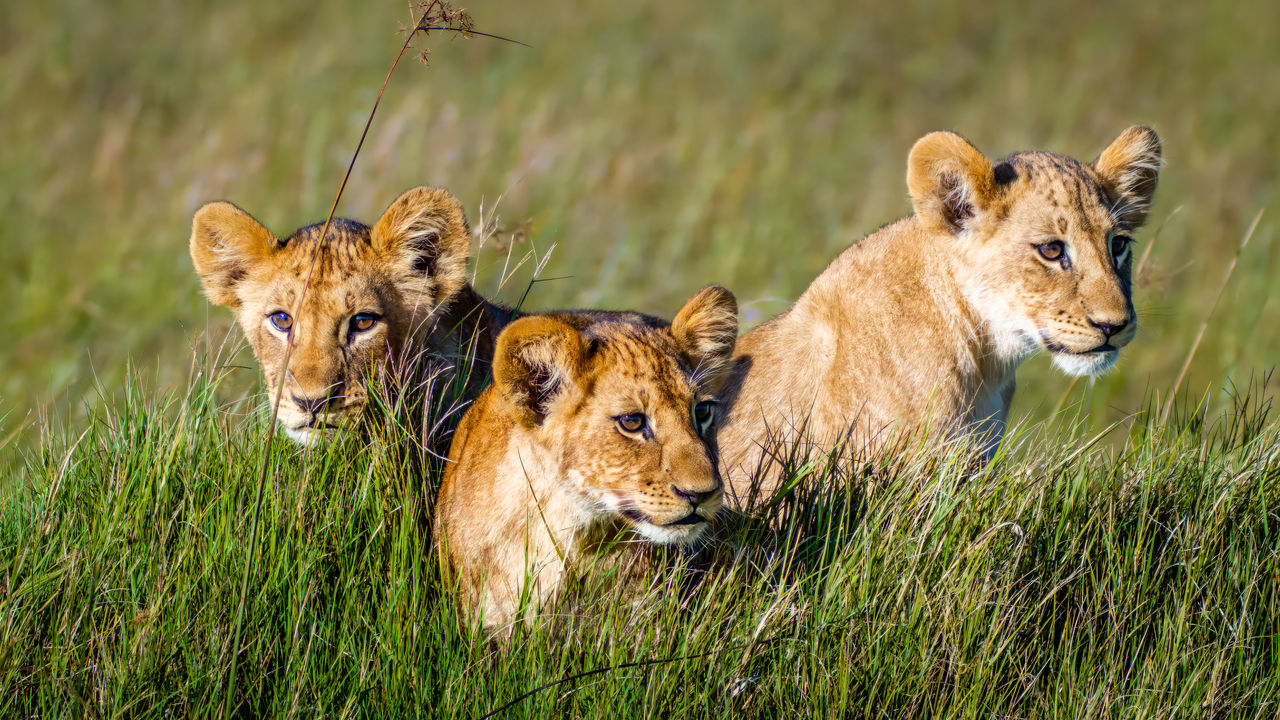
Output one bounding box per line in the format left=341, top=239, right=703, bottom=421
left=717, top=126, right=1162, bottom=503
left=435, top=286, right=738, bottom=629
left=190, top=187, right=511, bottom=445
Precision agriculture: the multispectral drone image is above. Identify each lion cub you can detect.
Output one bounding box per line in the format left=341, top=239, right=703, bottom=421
left=435, top=286, right=738, bottom=629
left=190, top=187, right=511, bottom=445
left=718, top=126, right=1162, bottom=503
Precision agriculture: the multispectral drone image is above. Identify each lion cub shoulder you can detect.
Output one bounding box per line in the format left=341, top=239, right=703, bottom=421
left=435, top=286, right=738, bottom=629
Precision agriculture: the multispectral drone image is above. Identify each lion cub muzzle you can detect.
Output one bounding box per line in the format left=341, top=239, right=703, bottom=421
left=271, top=374, right=356, bottom=445
left=620, top=438, right=724, bottom=540
left=1039, top=287, right=1138, bottom=377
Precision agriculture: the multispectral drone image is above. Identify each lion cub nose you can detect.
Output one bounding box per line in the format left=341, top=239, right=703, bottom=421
left=1088, top=317, right=1129, bottom=339
left=291, top=392, right=340, bottom=415
left=670, top=484, right=720, bottom=507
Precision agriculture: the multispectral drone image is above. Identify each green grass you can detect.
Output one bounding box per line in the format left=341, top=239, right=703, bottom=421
left=3, top=364, right=1279, bottom=716
left=4, top=0, right=1280, bottom=716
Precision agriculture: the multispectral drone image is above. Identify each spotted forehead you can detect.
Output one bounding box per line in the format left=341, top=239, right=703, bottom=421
left=1000, top=152, right=1119, bottom=234
left=586, top=325, right=694, bottom=399
left=257, top=218, right=388, bottom=308
left=272, top=218, right=381, bottom=275
left=264, top=276, right=389, bottom=315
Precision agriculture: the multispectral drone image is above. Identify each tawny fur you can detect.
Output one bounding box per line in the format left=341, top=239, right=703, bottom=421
left=435, top=286, right=738, bottom=630
left=189, top=187, right=512, bottom=445
left=717, top=126, right=1162, bottom=505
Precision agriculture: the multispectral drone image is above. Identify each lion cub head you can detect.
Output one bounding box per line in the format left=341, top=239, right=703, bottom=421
left=436, top=286, right=738, bottom=627
left=907, top=125, right=1161, bottom=375
left=496, top=298, right=738, bottom=543
left=190, top=187, right=472, bottom=444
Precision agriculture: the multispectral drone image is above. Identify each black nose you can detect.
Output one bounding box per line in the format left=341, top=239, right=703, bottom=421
left=291, top=392, right=339, bottom=415
left=670, top=484, right=718, bottom=507
left=1088, top=318, right=1128, bottom=339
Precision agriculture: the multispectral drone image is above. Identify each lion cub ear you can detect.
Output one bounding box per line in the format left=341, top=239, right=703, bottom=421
left=906, top=131, right=997, bottom=236
left=493, top=316, right=586, bottom=427
left=190, top=201, right=277, bottom=308
left=671, top=285, right=738, bottom=391
left=372, top=186, right=472, bottom=302
left=1093, top=125, right=1162, bottom=228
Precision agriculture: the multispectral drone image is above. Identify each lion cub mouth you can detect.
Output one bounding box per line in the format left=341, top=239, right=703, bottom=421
left=618, top=505, right=713, bottom=528
left=284, top=426, right=331, bottom=446
left=1046, top=343, right=1121, bottom=377
left=1059, top=344, right=1118, bottom=358
left=282, top=415, right=349, bottom=446
left=665, top=512, right=708, bottom=527
left=615, top=504, right=715, bottom=545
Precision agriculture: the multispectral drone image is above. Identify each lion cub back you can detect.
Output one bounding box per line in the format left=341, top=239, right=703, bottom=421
left=435, top=287, right=738, bottom=629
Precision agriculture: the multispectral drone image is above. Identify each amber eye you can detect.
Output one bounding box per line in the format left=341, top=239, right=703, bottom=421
left=350, top=313, right=379, bottom=333
left=616, top=413, right=647, bottom=434
left=1036, top=240, right=1066, bottom=262
left=1111, top=235, right=1132, bottom=261
left=269, top=311, right=293, bottom=332
left=692, top=401, right=715, bottom=436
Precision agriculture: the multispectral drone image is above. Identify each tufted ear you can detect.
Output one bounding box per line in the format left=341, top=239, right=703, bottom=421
left=1093, top=125, right=1162, bottom=228
left=671, top=285, right=738, bottom=391
left=372, top=186, right=472, bottom=301
left=906, top=131, right=997, bottom=236
left=493, top=316, right=586, bottom=427
left=189, top=201, right=278, bottom=308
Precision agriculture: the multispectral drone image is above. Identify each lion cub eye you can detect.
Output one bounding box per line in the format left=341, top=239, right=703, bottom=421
left=269, top=311, right=293, bottom=332
left=616, top=413, right=647, bottom=435
left=1036, top=240, right=1066, bottom=262
left=692, top=401, right=715, bottom=437
left=1110, top=235, right=1132, bottom=262
left=350, top=313, right=379, bottom=333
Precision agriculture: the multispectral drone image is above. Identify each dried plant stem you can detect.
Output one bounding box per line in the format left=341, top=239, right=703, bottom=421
left=1159, top=209, right=1264, bottom=426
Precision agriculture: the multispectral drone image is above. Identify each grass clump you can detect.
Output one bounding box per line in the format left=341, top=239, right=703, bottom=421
left=3, top=366, right=1278, bottom=717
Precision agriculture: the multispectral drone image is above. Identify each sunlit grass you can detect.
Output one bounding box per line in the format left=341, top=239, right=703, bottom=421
left=2, top=361, right=1278, bottom=716
left=3, top=0, right=1280, bottom=715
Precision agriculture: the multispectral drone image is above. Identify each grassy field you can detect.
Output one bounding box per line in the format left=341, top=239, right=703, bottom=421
left=4, top=371, right=1279, bottom=716
left=3, top=0, right=1280, bottom=715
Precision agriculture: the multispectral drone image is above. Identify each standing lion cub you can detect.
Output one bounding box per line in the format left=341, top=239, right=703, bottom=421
left=190, top=187, right=511, bottom=445
left=717, top=126, right=1162, bottom=503
left=435, top=286, right=738, bottom=629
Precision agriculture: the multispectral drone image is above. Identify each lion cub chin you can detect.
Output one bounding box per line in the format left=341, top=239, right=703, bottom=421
left=717, top=126, right=1162, bottom=503
left=190, top=187, right=510, bottom=446
left=435, top=286, right=739, bottom=630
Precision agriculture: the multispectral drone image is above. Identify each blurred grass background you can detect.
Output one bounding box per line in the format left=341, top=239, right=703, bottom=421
left=1, top=0, right=1277, bottom=441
